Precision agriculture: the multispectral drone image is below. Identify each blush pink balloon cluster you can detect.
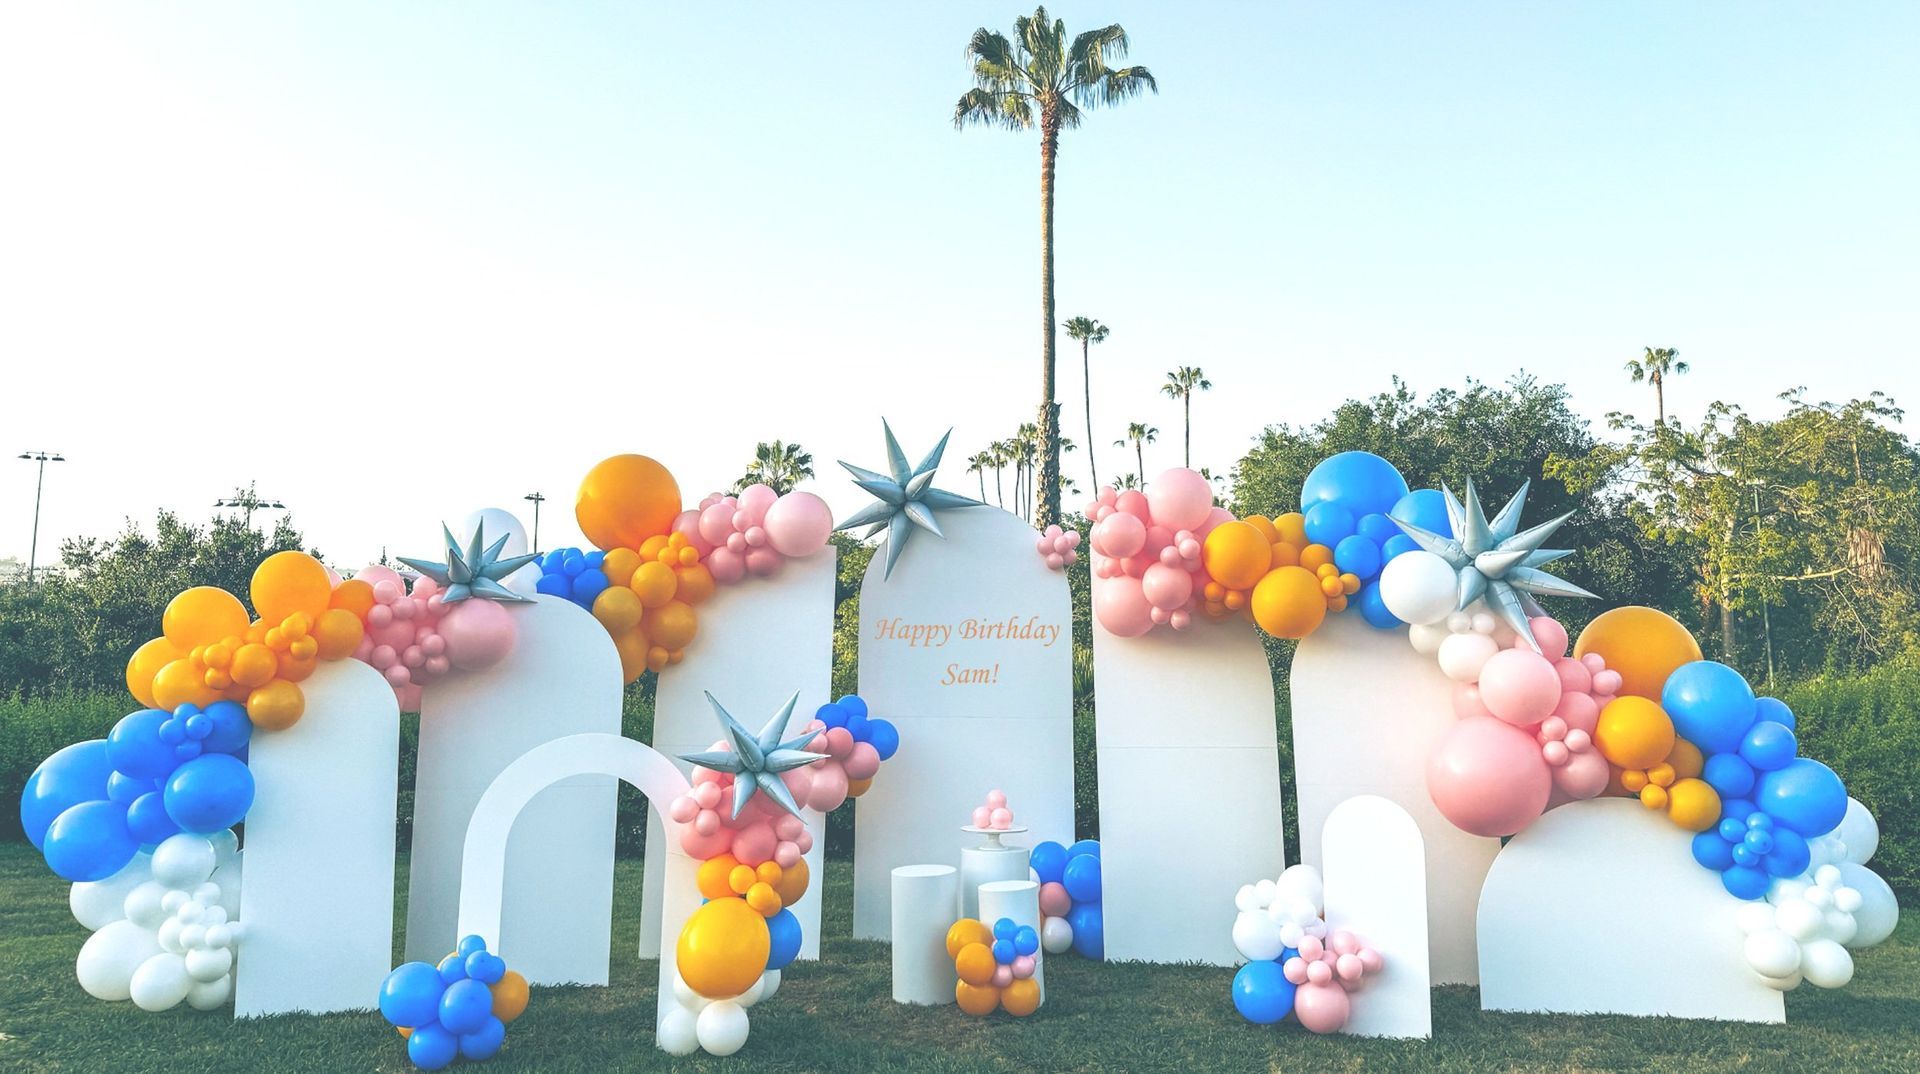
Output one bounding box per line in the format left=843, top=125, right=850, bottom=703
left=1283, top=930, right=1385, bottom=1034
left=673, top=484, right=834, bottom=585
left=668, top=762, right=818, bottom=868
left=970, top=789, right=1014, bottom=830
left=350, top=565, right=516, bottom=710
left=1033, top=525, right=1081, bottom=571
left=1085, top=469, right=1234, bottom=636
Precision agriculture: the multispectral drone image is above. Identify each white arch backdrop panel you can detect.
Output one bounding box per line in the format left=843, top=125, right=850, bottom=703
left=1321, top=795, right=1431, bottom=1039
left=1292, top=612, right=1499, bottom=984
left=1092, top=614, right=1282, bottom=964
left=852, top=507, right=1075, bottom=941
left=640, top=548, right=836, bottom=962
left=1478, top=797, right=1784, bottom=1023
left=406, top=596, right=623, bottom=985
left=235, top=659, right=399, bottom=1017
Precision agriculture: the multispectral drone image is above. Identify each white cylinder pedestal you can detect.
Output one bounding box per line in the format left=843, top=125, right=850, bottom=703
left=892, top=865, right=960, bottom=1005
left=959, top=844, right=1031, bottom=920
left=978, top=879, right=1044, bottom=1003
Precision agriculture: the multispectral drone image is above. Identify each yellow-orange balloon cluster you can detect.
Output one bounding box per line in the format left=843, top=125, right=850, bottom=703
left=695, top=853, right=811, bottom=917
left=1200, top=512, right=1362, bottom=639
left=577, top=454, right=720, bottom=682
left=946, top=918, right=1040, bottom=1017
left=125, top=551, right=368, bottom=732
left=1594, top=695, right=1722, bottom=832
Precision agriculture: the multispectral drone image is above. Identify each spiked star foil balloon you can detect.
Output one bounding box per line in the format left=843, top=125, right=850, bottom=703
left=680, top=691, right=828, bottom=821
left=398, top=522, right=539, bottom=603
left=1388, top=479, right=1598, bottom=651
left=834, top=419, right=987, bottom=579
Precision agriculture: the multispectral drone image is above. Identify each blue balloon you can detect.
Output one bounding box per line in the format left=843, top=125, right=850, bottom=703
left=1355, top=581, right=1401, bottom=630
left=438, top=954, right=468, bottom=983
left=992, top=917, right=1018, bottom=941
left=1302, top=502, right=1356, bottom=546
left=1333, top=534, right=1383, bottom=580
left=1765, top=828, right=1811, bottom=878
left=1030, top=841, right=1068, bottom=884
left=582, top=549, right=606, bottom=570
left=540, top=548, right=570, bottom=574
left=1357, top=512, right=1399, bottom=546
left=1302, top=451, right=1410, bottom=518
left=866, top=719, right=900, bottom=761
left=568, top=570, right=608, bottom=606
left=108, top=709, right=177, bottom=780
left=163, top=754, right=254, bottom=833
left=1390, top=488, right=1453, bottom=536
left=766, top=908, right=803, bottom=971
left=1754, top=696, right=1795, bottom=731
left=1014, top=925, right=1039, bottom=956
left=844, top=712, right=872, bottom=742
left=1739, top=721, right=1797, bottom=772
left=1381, top=533, right=1419, bottom=561
left=1691, top=830, right=1735, bottom=870
left=20, top=739, right=115, bottom=849
left=127, top=790, right=181, bottom=845
left=1231, top=959, right=1296, bottom=1024
left=992, top=938, right=1016, bottom=963
left=559, top=550, right=586, bottom=576
left=106, top=770, right=151, bottom=806
left=379, top=962, right=445, bottom=1028
left=1702, top=754, right=1756, bottom=799
left=42, top=799, right=140, bottom=881
left=1066, top=839, right=1101, bottom=860
left=1062, top=853, right=1103, bottom=903
left=1753, top=758, right=1847, bottom=837
left=464, top=951, right=505, bottom=984
left=535, top=572, right=571, bottom=597
left=408, top=1021, right=460, bottom=1070
left=1721, top=863, right=1771, bottom=900
left=200, top=700, right=253, bottom=755
left=1661, top=661, right=1757, bottom=754
left=815, top=702, right=848, bottom=729
left=1066, top=902, right=1104, bottom=959
left=457, top=934, right=489, bottom=957
left=838, top=695, right=869, bottom=719
left=439, top=978, right=495, bottom=1035
left=458, top=1016, right=506, bottom=1061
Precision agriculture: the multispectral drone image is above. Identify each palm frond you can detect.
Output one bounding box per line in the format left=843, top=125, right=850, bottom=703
left=955, top=87, right=1034, bottom=131
left=1068, top=24, right=1130, bottom=81
left=1075, top=65, right=1157, bottom=109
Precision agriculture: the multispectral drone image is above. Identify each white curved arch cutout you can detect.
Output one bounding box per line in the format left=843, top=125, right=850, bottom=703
left=1292, top=612, right=1499, bottom=984
left=236, top=659, right=399, bottom=1017
left=1092, top=615, right=1282, bottom=964
left=852, top=506, right=1075, bottom=941
left=1478, top=797, right=1784, bottom=1022
left=640, top=548, right=836, bottom=962
left=407, top=596, right=623, bottom=984
left=1321, top=796, right=1430, bottom=1038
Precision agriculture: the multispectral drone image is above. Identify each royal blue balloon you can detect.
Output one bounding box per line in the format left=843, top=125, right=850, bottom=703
left=1302, top=451, right=1409, bottom=518
left=408, top=1021, right=460, bottom=1071
left=1702, top=754, right=1756, bottom=799
left=815, top=702, right=848, bottom=728
left=108, top=709, right=178, bottom=780
left=1661, top=661, right=1758, bottom=754
left=1765, top=828, right=1811, bottom=878
left=838, top=695, right=869, bottom=719
left=559, top=550, right=586, bottom=576
left=1721, top=863, right=1771, bottom=900
left=1381, top=533, right=1419, bottom=561
left=1754, top=696, right=1795, bottom=731
left=438, top=954, right=468, bottom=983
left=163, top=754, right=254, bottom=833
left=540, top=548, right=569, bottom=574
left=1066, top=838, right=1101, bottom=860
left=568, top=570, right=607, bottom=606
left=127, top=790, right=180, bottom=846
left=458, top=1016, right=506, bottom=1061
left=457, top=934, right=489, bottom=957
left=583, top=549, right=606, bottom=570
left=464, top=951, right=505, bottom=984
left=844, top=712, right=872, bottom=742
left=1355, top=580, right=1401, bottom=629
left=992, top=917, right=1018, bottom=941
left=379, top=962, right=445, bottom=1028
left=865, top=719, right=900, bottom=761
left=1231, top=959, right=1296, bottom=1024
left=1014, top=925, right=1040, bottom=956
left=1739, top=721, right=1797, bottom=772
left=106, top=770, right=151, bottom=806
left=42, top=799, right=140, bottom=881
left=1302, top=502, right=1357, bottom=546
left=1333, top=534, right=1383, bottom=580
left=20, top=739, right=115, bottom=849
left=1066, top=902, right=1104, bottom=959
left=1063, top=853, right=1102, bottom=903
left=1357, top=512, right=1399, bottom=545
left=1390, top=488, right=1453, bottom=537
left=200, top=700, right=253, bottom=755
left=1030, top=841, right=1068, bottom=884
left=1753, top=758, right=1847, bottom=837
left=534, top=572, right=571, bottom=598
left=439, top=978, right=494, bottom=1035
left=766, top=908, right=802, bottom=971
left=992, top=938, right=1016, bottom=963
left=1691, top=830, right=1735, bottom=870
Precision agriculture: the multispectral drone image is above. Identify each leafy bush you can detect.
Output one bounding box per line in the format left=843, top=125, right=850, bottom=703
left=1, top=690, right=130, bottom=842
left=1780, top=660, right=1920, bottom=900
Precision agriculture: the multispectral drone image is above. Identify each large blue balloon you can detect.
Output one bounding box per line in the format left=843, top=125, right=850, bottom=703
left=1030, top=840, right=1068, bottom=884
left=42, top=799, right=140, bottom=881
left=108, top=708, right=179, bottom=779
left=1062, top=853, right=1102, bottom=903
left=766, top=907, right=803, bottom=970
left=1302, top=451, right=1410, bottom=518
left=163, top=754, right=254, bottom=833
left=1390, top=488, right=1453, bottom=536
left=20, top=739, right=114, bottom=850
left=1691, top=830, right=1735, bottom=870
left=1702, top=753, right=1756, bottom=799
left=1661, top=661, right=1757, bottom=754
left=1753, top=758, right=1847, bottom=837
left=438, top=979, right=494, bottom=1035
left=1357, top=512, right=1400, bottom=546
left=1231, top=959, right=1296, bottom=1024
left=408, top=1022, right=460, bottom=1071
left=1066, top=902, right=1104, bottom=959
left=379, top=961, right=444, bottom=1027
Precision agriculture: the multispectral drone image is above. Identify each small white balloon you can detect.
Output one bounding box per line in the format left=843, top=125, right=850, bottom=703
left=1814, top=863, right=1843, bottom=889
left=1775, top=899, right=1822, bottom=941
left=1446, top=612, right=1474, bottom=633
left=185, top=973, right=232, bottom=1011
left=1471, top=611, right=1498, bottom=635
left=1379, top=551, right=1459, bottom=626
left=77, top=919, right=163, bottom=1002
left=656, top=1008, right=700, bottom=1056
left=1274, top=864, right=1324, bottom=912
left=205, top=923, right=234, bottom=950
left=1821, top=909, right=1858, bottom=946
left=1758, top=969, right=1802, bottom=992
left=1838, top=863, right=1899, bottom=948
left=157, top=917, right=187, bottom=955
left=185, top=946, right=234, bottom=983
left=1233, top=884, right=1259, bottom=913
left=1735, top=901, right=1777, bottom=935
left=207, top=828, right=240, bottom=868
left=124, top=882, right=168, bottom=929
left=1835, top=798, right=1879, bottom=865
left=695, top=999, right=750, bottom=1057
left=130, top=952, right=193, bottom=1012
left=152, top=834, right=217, bottom=890
left=734, top=973, right=767, bottom=1009
left=1438, top=631, right=1501, bottom=682
left=211, top=858, right=243, bottom=919
left=70, top=853, right=151, bottom=931
left=1251, top=878, right=1278, bottom=906
left=179, top=924, right=207, bottom=951
left=202, top=905, right=229, bottom=927
left=1041, top=916, right=1074, bottom=954
left=1232, top=911, right=1285, bottom=962
left=758, top=969, right=780, bottom=1001
left=1743, top=929, right=1800, bottom=978
left=1408, top=620, right=1450, bottom=655
left=161, top=890, right=188, bottom=914
left=1799, top=938, right=1854, bottom=988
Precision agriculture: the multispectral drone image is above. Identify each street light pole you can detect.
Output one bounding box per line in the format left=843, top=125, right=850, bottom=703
left=214, top=482, right=286, bottom=529
left=17, top=450, right=65, bottom=583
left=524, top=492, right=545, bottom=554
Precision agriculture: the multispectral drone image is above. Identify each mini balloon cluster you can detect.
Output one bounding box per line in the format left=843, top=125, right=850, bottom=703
left=1031, top=839, right=1103, bottom=959
left=73, top=831, right=245, bottom=1012
left=378, top=935, right=528, bottom=1070
left=1735, top=797, right=1899, bottom=991
left=352, top=560, right=519, bottom=710
left=946, top=916, right=1042, bottom=1017
left=1033, top=523, right=1081, bottom=571
left=969, top=788, right=1015, bottom=830
left=1230, top=865, right=1383, bottom=1034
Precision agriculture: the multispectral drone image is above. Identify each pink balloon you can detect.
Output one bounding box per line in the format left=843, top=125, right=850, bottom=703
left=1426, top=716, right=1552, bottom=837
left=693, top=781, right=723, bottom=809
left=1306, top=959, right=1333, bottom=985
left=988, top=807, right=1012, bottom=829
left=1116, top=489, right=1152, bottom=522
left=357, top=565, right=402, bottom=590
left=1011, top=954, right=1036, bottom=979
left=1358, top=948, right=1384, bottom=975
left=731, top=822, right=777, bottom=866
left=1293, top=980, right=1352, bottom=1034
left=844, top=742, right=881, bottom=781
left=694, top=811, right=719, bottom=836
left=1528, top=616, right=1570, bottom=657
left=1143, top=524, right=1174, bottom=557
left=1592, top=669, right=1624, bottom=695
left=384, top=665, right=412, bottom=687
left=1553, top=656, right=1593, bottom=695
left=774, top=840, right=801, bottom=867
left=1477, top=649, right=1564, bottom=726
left=351, top=634, right=375, bottom=662
left=699, top=502, right=737, bottom=547
left=781, top=765, right=815, bottom=804
left=744, top=546, right=782, bottom=576
left=669, top=796, right=698, bottom=824
left=986, top=789, right=1007, bottom=808
left=1121, top=553, right=1156, bottom=578
left=1039, top=882, right=1071, bottom=917
left=1282, top=957, right=1309, bottom=986
left=1092, top=577, right=1155, bottom=637
left=1336, top=953, right=1364, bottom=982
left=1195, top=506, right=1234, bottom=540
left=1452, top=682, right=1493, bottom=721
left=1551, top=690, right=1600, bottom=734
left=439, top=599, right=517, bottom=670
left=679, top=823, right=733, bottom=860
left=371, top=579, right=402, bottom=604
left=972, top=806, right=991, bottom=828
left=736, top=483, right=778, bottom=525
left=671, top=509, right=713, bottom=555
left=990, top=964, right=1014, bottom=989
left=808, top=764, right=850, bottom=812
left=725, top=531, right=748, bottom=554
left=1096, top=512, right=1147, bottom=558
left=1141, top=562, right=1194, bottom=611
left=1553, top=749, right=1612, bottom=799
left=823, top=726, right=855, bottom=759
left=763, top=491, right=834, bottom=557
left=1147, top=468, right=1214, bottom=531
left=706, top=546, right=746, bottom=584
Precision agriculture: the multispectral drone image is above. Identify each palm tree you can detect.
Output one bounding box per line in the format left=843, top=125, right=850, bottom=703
left=966, top=451, right=994, bottom=502
left=1160, top=366, right=1212, bottom=467
left=989, top=440, right=1012, bottom=507
left=734, top=440, right=814, bottom=494
left=1626, top=346, right=1689, bottom=427
left=1015, top=422, right=1039, bottom=515
left=1114, top=422, right=1157, bottom=484
left=1063, top=316, right=1109, bottom=489
left=956, top=8, right=1157, bottom=528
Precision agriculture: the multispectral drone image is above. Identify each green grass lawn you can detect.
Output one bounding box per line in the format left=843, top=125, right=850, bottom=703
left=0, top=843, right=1915, bottom=1072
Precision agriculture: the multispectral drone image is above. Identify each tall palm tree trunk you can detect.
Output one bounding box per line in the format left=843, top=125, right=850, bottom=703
left=1655, top=377, right=1666, bottom=426
left=1135, top=442, right=1144, bottom=482
left=1182, top=394, right=1191, bottom=467
left=1035, top=110, right=1062, bottom=527
left=978, top=470, right=987, bottom=501
left=994, top=465, right=1004, bottom=507
left=1082, top=337, right=1098, bottom=491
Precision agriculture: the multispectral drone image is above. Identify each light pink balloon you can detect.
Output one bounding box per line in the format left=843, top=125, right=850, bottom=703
left=725, top=531, right=748, bottom=554
left=823, top=726, right=855, bottom=759
left=1554, top=656, right=1592, bottom=695
left=1141, top=562, right=1194, bottom=611
left=1282, top=957, right=1309, bottom=986
left=1116, top=489, right=1152, bottom=522
left=1426, top=716, right=1552, bottom=837
left=1551, top=690, right=1600, bottom=734
left=1528, top=616, right=1570, bottom=657
left=1452, top=682, right=1494, bottom=721
left=1335, top=953, right=1364, bottom=982
left=371, top=579, right=402, bottom=604
left=972, top=806, right=991, bottom=828
left=1358, top=947, right=1384, bottom=975
left=669, top=796, right=698, bottom=823
left=764, top=491, right=834, bottom=557
left=384, top=665, right=412, bottom=687
left=693, top=781, right=722, bottom=809
left=744, top=547, right=782, bottom=576
left=694, top=811, right=719, bottom=836
left=986, top=789, right=1007, bottom=808
left=1294, top=980, right=1351, bottom=1034
left=1196, top=506, right=1234, bottom=540
left=699, top=502, right=737, bottom=547
left=844, top=742, right=881, bottom=780
left=1307, top=959, right=1333, bottom=985
left=1592, top=669, right=1624, bottom=695
left=1096, top=512, right=1146, bottom=558
left=1553, top=749, right=1612, bottom=799
left=1147, top=468, right=1214, bottom=531
left=990, top=964, right=1014, bottom=988
left=774, top=841, right=801, bottom=868
left=1039, top=882, right=1071, bottom=916
left=737, top=483, right=778, bottom=525
left=358, top=565, right=402, bottom=590
left=671, top=509, right=713, bottom=554
left=439, top=599, right=516, bottom=670
left=988, top=807, right=1012, bottom=829
left=1143, top=524, right=1174, bottom=557
left=1092, top=577, right=1155, bottom=637
left=706, top=546, right=746, bottom=584
left=1477, top=649, right=1564, bottom=726
left=1011, top=954, right=1036, bottom=979
left=808, top=764, right=850, bottom=812
left=680, top=823, right=732, bottom=860
left=352, top=634, right=375, bottom=662
left=732, top=822, right=777, bottom=866
left=781, top=765, right=815, bottom=805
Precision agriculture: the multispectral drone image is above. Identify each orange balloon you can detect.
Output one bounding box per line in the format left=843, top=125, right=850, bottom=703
left=312, top=608, right=365, bottom=660
left=329, top=578, right=375, bottom=618
left=1573, top=606, right=1703, bottom=700
left=675, top=897, right=770, bottom=999
left=1594, top=696, right=1675, bottom=770
left=1666, top=777, right=1723, bottom=831
left=163, top=587, right=250, bottom=649
left=229, top=643, right=278, bottom=688
left=1243, top=515, right=1281, bottom=543
left=847, top=776, right=874, bottom=797
left=275, top=649, right=318, bottom=683
left=1001, top=976, right=1041, bottom=1017
left=644, top=600, right=698, bottom=651
left=1202, top=521, right=1272, bottom=591
left=1274, top=512, right=1308, bottom=546
left=247, top=680, right=306, bottom=731
left=674, top=562, right=716, bottom=606
left=745, top=881, right=782, bottom=916
left=152, top=657, right=218, bottom=710
left=697, top=854, right=742, bottom=901
left=630, top=561, right=678, bottom=609
left=956, top=980, right=1001, bottom=1016
left=1667, top=737, right=1704, bottom=780
left=251, top=551, right=332, bottom=625
left=126, top=637, right=180, bottom=708
left=576, top=454, right=681, bottom=551
left=1250, top=565, right=1327, bottom=639
left=1298, top=543, right=1334, bottom=571
left=600, top=547, right=641, bottom=587
left=954, top=942, right=997, bottom=987
left=592, top=585, right=645, bottom=634
left=612, top=627, right=652, bottom=684
left=946, top=918, right=993, bottom=960
left=773, top=857, right=810, bottom=906
left=490, top=970, right=529, bottom=1023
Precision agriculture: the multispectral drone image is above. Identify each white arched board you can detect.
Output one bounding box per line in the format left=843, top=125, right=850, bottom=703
left=852, top=506, right=1074, bottom=941
left=1320, top=796, right=1430, bottom=1039
left=1091, top=614, right=1282, bottom=965
left=235, top=659, right=399, bottom=1017
left=1478, top=797, right=1784, bottom=1022
left=640, top=548, right=836, bottom=962
left=1292, top=612, right=1499, bottom=984
left=406, top=596, right=623, bottom=985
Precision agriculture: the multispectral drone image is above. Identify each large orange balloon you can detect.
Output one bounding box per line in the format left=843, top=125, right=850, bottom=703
left=126, top=637, right=180, bottom=707
left=576, top=454, right=681, bottom=552
left=163, top=587, right=249, bottom=649
left=954, top=942, right=997, bottom=987
left=329, top=578, right=376, bottom=617
left=675, top=897, right=770, bottom=999
left=946, top=918, right=993, bottom=960
left=644, top=600, right=698, bottom=651
left=1573, top=606, right=1702, bottom=700
left=490, top=970, right=529, bottom=1023
left=312, top=608, right=365, bottom=660
left=251, top=551, right=332, bottom=625
left=1593, top=696, right=1675, bottom=770
left=955, top=980, right=1000, bottom=1016
left=1001, top=976, right=1041, bottom=1017
left=1202, top=521, right=1271, bottom=590
left=1250, top=565, right=1327, bottom=639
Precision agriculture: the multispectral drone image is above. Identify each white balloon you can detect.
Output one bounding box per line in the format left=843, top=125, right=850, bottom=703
left=1408, top=621, right=1450, bottom=655
left=1838, top=863, right=1899, bottom=948
left=1799, top=938, right=1854, bottom=988
left=759, top=969, right=780, bottom=1001
left=695, top=999, right=750, bottom=1057
left=1277, top=922, right=1306, bottom=948
left=1775, top=899, right=1822, bottom=941
left=185, top=946, right=233, bottom=983
left=1735, top=901, right=1777, bottom=935
left=205, top=924, right=234, bottom=950
left=207, top=828, right=240, bottom=868
left=1807, top=833, right=1846, bottom=869
left=152, top=834, right=217, bottom=890
left=457, top=508, right=541, bottom=594
left=1743, top=929, right=1800, bottom=978
left=70, top=853, right=152, bottom=930
left=124, top=881, right=169, bottom=929
left=179, top=924, right=207, bottom=950
left=1836, top=798, right=1879, bottom=865
left=656, top=1008, right=700, bottom=1056
left=1758, top=969, right=1802, bottom=992
left=157, top=917, right=186, bottom=955
left=77, top=919, right=163, bottom=1002
left=1445, top=612, right=1474, bottom=633
left=1231, top=911, right=1285, bottom=962
left=1438, top=631, right=1501, bottom=683
left=504, top=561, right=544, bottom=598
left=1233, top=884, right=1260, bottom=913
left=1252, top=878, right=1278, bottom=907
left=130, top=952, right=192, bottom=1012
left=1274, top=864, right=1324, bottom=912
left=670, top=972, right=711, bottom=1011
left=1041, top=916, right=1074, bottom=954
left=185, top=973, right=232, bottom=1011
left=1379, top=551, right=1458, bottom=626
left=211, top=858, right=243, bottom=919
left=1471, top=611, right=1498, bottom=635
left=1821, top=909, right=1858, bottom=946
left=734, top=973, right=767, bottom=1009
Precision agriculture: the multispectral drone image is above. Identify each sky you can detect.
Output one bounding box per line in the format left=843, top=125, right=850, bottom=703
left=3, top=2, right=1916, bottom=570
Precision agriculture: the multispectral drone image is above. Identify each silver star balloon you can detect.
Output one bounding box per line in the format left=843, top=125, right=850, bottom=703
left=680, top=691, right=828, bottom=821
left=834, top=419, right=987, bottom=579
left=398, top=522, right=539, bottom=604
left=1389, top=479, right=1599, bottom=651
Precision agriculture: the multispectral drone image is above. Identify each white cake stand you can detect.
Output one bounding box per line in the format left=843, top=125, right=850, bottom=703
left=958, top=825, right=1032, bottom=919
